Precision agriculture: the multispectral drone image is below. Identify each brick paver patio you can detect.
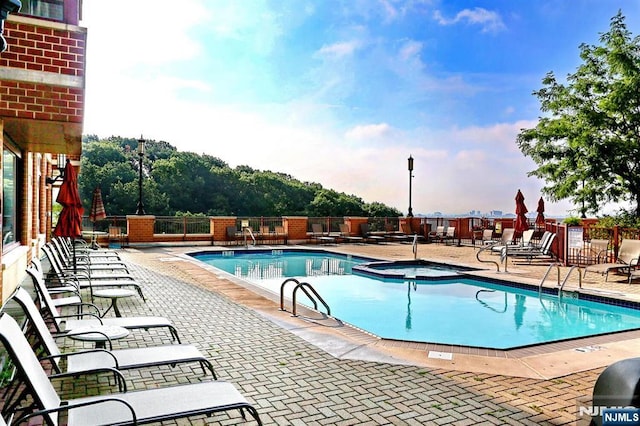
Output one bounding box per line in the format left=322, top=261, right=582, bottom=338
left=34, top=241, right=640, bottom=425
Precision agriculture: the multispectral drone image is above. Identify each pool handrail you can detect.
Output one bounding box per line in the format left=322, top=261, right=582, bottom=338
left=291, top=282, right=331, bottom=317
left=475, top=244, right=500, bottom=272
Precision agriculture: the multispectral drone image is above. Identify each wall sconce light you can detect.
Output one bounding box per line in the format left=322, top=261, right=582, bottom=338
left=46, top=154, right=67, bottom=185
left=0, top=0, right=21, bottom=53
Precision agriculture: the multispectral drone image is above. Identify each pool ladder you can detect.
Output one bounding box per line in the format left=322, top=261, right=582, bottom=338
left=279, top=278, right=331, bottom=317
left=538, top=263, right=582, bottom=297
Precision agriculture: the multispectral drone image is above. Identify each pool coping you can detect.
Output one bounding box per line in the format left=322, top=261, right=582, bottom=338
left=178, top=246, right=640, bottom=379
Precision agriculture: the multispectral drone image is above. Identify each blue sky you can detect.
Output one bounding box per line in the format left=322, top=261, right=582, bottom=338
left=80, top=1, right=640, bottom=217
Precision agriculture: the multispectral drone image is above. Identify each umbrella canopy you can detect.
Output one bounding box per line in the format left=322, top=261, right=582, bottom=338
left=89, top=187, right=106, bottom=222
left=514, top=189, right=529, bottom=236
left=53, top=159, right=83, bottom=238
left=535, top=197, right=545, bottom=226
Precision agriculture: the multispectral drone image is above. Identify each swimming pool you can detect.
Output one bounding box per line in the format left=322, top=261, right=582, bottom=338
left=190, top=249, right=640, bottom=349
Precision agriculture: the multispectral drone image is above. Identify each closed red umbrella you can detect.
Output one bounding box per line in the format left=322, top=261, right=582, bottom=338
left=535, top=197, right=545, bottom=226
left=514, top=189, right=529, bottom=237
left=88, top=187, right=107, bottom=249
left=53, top=160, right=83, bottom=270
left=89, top=187, right=106, bottom=222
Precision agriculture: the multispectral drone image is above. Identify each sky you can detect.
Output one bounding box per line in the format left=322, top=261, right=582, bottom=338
left=79, top=1, right=640, bottom=217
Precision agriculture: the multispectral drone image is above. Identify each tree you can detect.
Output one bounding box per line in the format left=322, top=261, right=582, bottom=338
left=517, top=12, right=640, bottom=217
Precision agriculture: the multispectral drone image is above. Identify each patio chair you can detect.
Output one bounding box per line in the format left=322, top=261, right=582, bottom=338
left=0, top=314, right=262, bottom=426
left=584, top=239, right=640, bottom=281
left=311, top=223, right=336, bottom=244
left=428, top=225, right=445, bottom=243
left=481, top=229, right=496, bottom=245
left=578, top=239, right=611, bottom=265
left=226, top=225, right=242, bottom=246
left=401, top=223, right=425, bottom=243
left=443, top=226, right=457, bottom=245
left=8, top=288, right=217, bottom=385
left=27, top=265, right=181, bottom=343
left=338, top=223, right=364, bottom=243
left=274, top=225, right=288, bottom=244
left=360, top=223, right=386, bottom=244
left=42, top=244, right=146, bottom=301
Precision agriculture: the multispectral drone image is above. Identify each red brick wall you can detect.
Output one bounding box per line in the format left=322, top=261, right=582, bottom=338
left=0, top=19, right=86, bottom=123
left=283, top=217, right=308, bottom=241
left=1, top=22, right=85, bottom=77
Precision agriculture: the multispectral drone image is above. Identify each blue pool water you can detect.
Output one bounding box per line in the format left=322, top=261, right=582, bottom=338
left=191, top=249, right=640, bottom=349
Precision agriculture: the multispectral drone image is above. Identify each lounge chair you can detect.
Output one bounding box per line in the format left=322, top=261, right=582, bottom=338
left=9, top=288, right=217, bottom=385
left=360, top=223, right=386, bottom=244
left=42, top=244, right=146, bottom=301
left=0, top=313, right=262, bottom=426
left=27, top=265, right=181, bottom=343
left=505, top=232, right=556, bottom=263
left=311, top=223, right=336, bottom=244
left=489, top=228, right=516, bottom=253
left=50, top=238, right=130, bottom=273
left=401, top=223, right=426, bottom=243
left=584, top=239, right=640, bottom=281
left=339, top=223, right=364, bottom=243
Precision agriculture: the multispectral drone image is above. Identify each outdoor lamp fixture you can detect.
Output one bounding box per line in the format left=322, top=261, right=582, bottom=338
left=0, top=0, right=21, bottom=53
left=135, top=135, right=146, bottom=215
left=45, top=153, right=67, bottom=185
left=407, top=155, right=414, bottom=217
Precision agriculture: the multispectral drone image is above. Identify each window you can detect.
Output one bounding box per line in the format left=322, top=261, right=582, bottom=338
left=17, top=0, right=64, bottom=21
left=3, top=144, right=21, bottom=251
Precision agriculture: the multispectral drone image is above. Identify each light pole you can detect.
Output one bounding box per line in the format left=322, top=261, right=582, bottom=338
left=135, top=136, right=146, bottom=215
left=407, top=155, right=414, bottom=217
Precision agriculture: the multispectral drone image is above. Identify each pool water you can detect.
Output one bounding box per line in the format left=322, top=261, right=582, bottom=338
left=191, top=250, right=640, bottom=349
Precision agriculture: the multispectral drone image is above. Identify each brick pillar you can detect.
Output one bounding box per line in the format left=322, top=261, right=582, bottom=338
left=211, top=217, right=237, bottom=245
left=282, top=217, right=308, bottom=242
left=345, top=217, right=369, bottom=236
left=127, top=215, right=155, bottom=243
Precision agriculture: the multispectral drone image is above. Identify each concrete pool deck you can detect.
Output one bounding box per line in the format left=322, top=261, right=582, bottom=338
left=49, top=241, right=640, bottom=424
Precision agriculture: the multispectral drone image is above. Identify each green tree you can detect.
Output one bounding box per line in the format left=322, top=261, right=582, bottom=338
left=517, top=12, right=640, bottom=217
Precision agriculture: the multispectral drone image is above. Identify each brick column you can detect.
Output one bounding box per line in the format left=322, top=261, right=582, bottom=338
left=282, top=217, right=308, bottom=242
left=127, top=215, right=155, bottom=243
left=211, top=217, right=237, bottom=245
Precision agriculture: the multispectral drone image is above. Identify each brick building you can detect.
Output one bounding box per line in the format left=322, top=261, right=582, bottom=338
left=0, top=0, right=84, bottom=303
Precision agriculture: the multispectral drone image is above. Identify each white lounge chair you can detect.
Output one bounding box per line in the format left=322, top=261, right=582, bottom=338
left=27, top=265, right=181, bottom=343
left=584, top=239, right=640, bottom=281
left=42, top=244, right=146, bottom=301
left=0, top=313, right=262, bottom=426
left=9, top=288, right=217, bottom=385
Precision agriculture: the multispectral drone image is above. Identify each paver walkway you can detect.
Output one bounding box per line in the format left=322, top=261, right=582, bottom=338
left=42, top=242, right=622, bottom=425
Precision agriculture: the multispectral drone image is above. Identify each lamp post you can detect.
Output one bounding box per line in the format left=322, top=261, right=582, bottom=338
left=135, top=136, right=146, bottom=215
left=407, top=155, right=414, bottom=217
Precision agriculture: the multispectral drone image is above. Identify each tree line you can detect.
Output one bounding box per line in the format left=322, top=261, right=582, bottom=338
left=78, top=135, right=402, bottom=218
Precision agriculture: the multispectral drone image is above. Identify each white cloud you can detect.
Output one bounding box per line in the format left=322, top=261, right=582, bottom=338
left=434, top=7, right=506, bottom=33
left=398, top=40, right=423, bottom=61
left=316, top=40, right=362, bottom=58
left=345, top=123, right=392, bottom=140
